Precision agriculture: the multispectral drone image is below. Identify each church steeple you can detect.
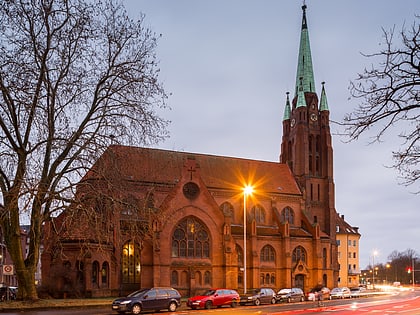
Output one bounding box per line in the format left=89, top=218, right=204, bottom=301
left=280, top=3, right=336, bottom=239
left=294, top=4, right=316, bottom=98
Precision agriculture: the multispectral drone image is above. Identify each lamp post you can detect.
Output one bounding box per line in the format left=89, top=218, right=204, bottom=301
left=243, top=185, right=253, bottom=294
left=372, top=250, right=378, bottom=289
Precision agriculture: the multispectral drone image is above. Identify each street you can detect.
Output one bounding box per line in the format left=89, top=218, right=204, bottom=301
left=1, top=289, right=419, bottom=315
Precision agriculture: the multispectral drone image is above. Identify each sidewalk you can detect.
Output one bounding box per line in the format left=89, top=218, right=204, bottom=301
left=0, top=298, right=114, bottom=312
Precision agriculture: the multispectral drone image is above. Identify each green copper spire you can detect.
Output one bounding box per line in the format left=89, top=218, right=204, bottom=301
left=283, top=92, right=291, bottom=120
left=295, top=4, right=316, bottom=98
left=320, top=81, right=329, bottom=111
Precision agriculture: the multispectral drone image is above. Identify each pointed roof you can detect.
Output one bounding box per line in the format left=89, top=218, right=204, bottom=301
left=320, top=81, right=329, bottom=111
left=294, top=4, right=316, bottom=98
left=283, top=92, right=291, bottom=120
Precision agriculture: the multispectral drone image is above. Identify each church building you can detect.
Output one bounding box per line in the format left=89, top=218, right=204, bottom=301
left=41, top=4, right=355, bottom=298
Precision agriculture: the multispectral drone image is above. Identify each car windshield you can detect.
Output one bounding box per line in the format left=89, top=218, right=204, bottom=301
left=278, top=289, right=291, bottom=294
left=204, top=290, right=216, bottom=296
left=128, top=289, right=149, bottom=297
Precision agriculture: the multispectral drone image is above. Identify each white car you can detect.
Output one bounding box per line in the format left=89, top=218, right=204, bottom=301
left=330, top=287, right=351, bottom=299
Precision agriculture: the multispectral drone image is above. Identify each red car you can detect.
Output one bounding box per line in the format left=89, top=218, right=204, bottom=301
left=187, top=288, right=240, bottom=309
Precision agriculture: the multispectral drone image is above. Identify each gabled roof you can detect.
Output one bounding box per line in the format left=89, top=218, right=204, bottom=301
left=85, top=145, right=302, bottom=196
left=336, top=213, right=360, bottom=235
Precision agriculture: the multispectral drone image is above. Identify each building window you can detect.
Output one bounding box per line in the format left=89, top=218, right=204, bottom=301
left=337, top=240, right=341, bottom=246
left=220, top=202, right=234, bottom=219
left=353, top=240, right=357, bottom=246
left=252, top=205, right=266, bottom=224
left=204, top=271, right=211, bottom=285
left=260, top=245, right=275, bottom=262
left=292, top=246, right=306, bottom=263
left=171, top=270, right=178, bottom=286
left=92, top=261, right=99, bottom=288
left=236, top=244, right=243, bottom=267
left=348, top=240, right=352, bottom=246
left=353, top=252, right=357, bottom=259
left=281, top=207, right=295, bottom=224
left=171, top=216, right=210, bottom=258
left=322, top=248, right=327, bottom=269
left=122, top=240, right=141, bottom=284
left=348, top=252, right=352, bottom=258
left=101, top=262, right=109, bottom=287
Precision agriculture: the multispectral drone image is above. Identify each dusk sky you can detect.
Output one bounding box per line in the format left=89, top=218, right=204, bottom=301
left=125, top=0, right=419, bottom=269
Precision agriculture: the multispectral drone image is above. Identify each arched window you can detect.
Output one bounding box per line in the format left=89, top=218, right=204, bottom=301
left=292, top=246, right=306, bottom=263
left=252, top=204, right=265, bottom=224
left=220, top=202, right=234, bottom=219
left=281, top=207, right=295, bottom=224
left=323, top=248, right=327, bottom=269
left=101, top=262, right=109, bottom=287
left=171, top=270, right=178, bottom=286
left=195, top=271, right=202, bottom=285
left=122, top=240, right=141, bottom=284
left=92, top=261, right=99, bottom=288
left=236, top=244, right=243, bottom=267
left=204, top=271, right=211, bottom=285
left=171, top=216, right=210, bottom=258
left=260, top=245, right=275, bottom=262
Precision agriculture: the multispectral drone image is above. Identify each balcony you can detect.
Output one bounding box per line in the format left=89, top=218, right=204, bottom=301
left=348, top=268, right=361, bottom=275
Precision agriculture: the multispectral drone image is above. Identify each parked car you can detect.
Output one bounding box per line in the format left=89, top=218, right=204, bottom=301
left=111, top=287, right=181, bottom=314
left=240, top=288, right=276, bottom=306
left=306, top=286, right=330, bottom=301
left=187, top=288, right=239, bottom=309
left=0, top=287, right=16, bottom=301
left=330, top=287, right=351, bottom=299
left=350, top=286, right=366, bottom=298
left=276, top=288, right=305, bottom=303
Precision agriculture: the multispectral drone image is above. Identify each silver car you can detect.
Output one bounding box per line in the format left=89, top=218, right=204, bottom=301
left=330, top=287, right=351, bottom=299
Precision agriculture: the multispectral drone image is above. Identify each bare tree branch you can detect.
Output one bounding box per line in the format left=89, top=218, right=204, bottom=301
left=0, top=0, right=169, bottom=300
left=344, top=17, right=420, bottom=191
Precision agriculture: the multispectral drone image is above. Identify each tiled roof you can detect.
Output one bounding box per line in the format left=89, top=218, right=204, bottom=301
left=336, top=213, right=360, bottom=235
left=86, top=145, right=302, bottom=196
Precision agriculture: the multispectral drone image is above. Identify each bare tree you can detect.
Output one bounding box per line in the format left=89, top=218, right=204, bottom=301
left=344, top=18, right=420, bottom=190
left=0, top=0, right=169, bottom=300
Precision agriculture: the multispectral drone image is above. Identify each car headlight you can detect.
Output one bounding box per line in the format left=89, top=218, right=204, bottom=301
left=120, top=300, right=131, bottom=304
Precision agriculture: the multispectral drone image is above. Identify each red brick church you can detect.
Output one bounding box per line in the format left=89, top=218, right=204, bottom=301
left=41, top=4, right=354, bottom=298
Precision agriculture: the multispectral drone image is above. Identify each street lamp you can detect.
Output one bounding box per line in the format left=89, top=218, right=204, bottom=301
left=372, top=250, right=378, bottom=289
left=243, top=185, right=253, bottom=294
left=386, top=263, right=391, bottom=284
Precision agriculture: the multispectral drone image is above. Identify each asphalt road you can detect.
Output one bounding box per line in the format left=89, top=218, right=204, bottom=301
left=1, top=289, right=419, bottom=315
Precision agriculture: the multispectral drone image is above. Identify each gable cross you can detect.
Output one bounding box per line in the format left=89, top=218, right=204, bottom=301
left=188, top=166, right=195, bottom=180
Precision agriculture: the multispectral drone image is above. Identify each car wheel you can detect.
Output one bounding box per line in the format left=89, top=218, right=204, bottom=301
left=168, top=301, right=177, bottom=312
left=131, top=304, right=142, bottom=315
left=205, top=301, right=212, bottom=309
left=231, top=300, right=238, bottom=308
left=271, top=297, right=276, bottom=304
left=287, top=297, right=291, bottom=303
left=254, top=299, right=261, bottom=306
left=300, top=296, right=304, bottom=302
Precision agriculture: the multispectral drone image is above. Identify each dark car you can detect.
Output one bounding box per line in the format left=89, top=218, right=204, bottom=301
left=240, top=288, right=276, bottom=306
left=111, top=287, right=181, bottom=314
left=276, top=288, right=305, bottom=303
left=0, top=287, right=16, bottom=301
left=187, top=288, right=240, bottom=309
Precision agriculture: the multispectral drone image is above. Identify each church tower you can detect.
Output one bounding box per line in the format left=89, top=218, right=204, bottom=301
left=280, top=4, right=337, bottom=241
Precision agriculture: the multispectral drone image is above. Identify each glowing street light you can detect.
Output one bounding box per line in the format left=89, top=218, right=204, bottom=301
left=243, top=185, right=253, bottom=294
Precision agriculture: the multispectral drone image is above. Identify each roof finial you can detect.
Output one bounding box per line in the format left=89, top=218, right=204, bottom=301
left=302, top=0, right=307, bottom=11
